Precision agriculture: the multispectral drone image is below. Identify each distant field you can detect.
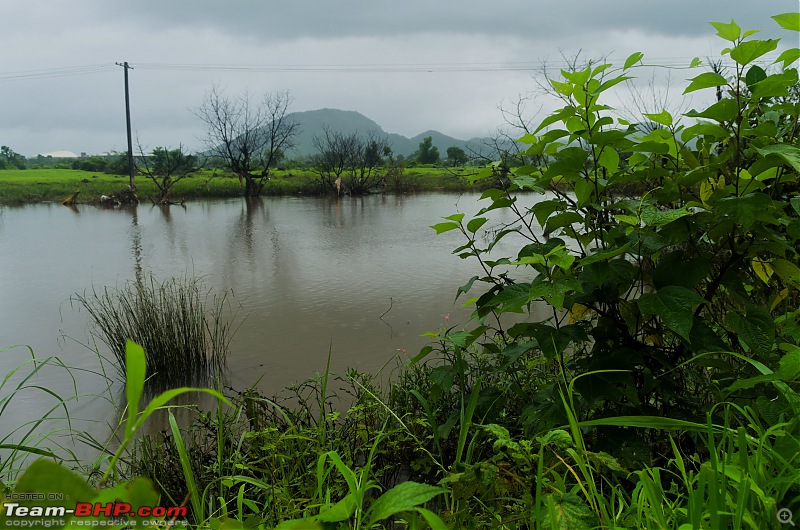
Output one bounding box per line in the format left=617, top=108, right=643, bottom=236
left=0, top=166, right=482, bottom=204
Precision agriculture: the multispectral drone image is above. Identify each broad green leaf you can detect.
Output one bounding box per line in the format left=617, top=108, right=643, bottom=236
left=640, top=206, right=692, bottom=227
left=490, top=283, right=533, bottom=314
left=745, top=65, right=767, bottom=88
left=681, top=122, right=731, bottom=141
left=544, top=245, right=576, bottom=271
left=316, top=494, right=358, bottom=522
left=597, top=147, right=620, bottom=173
left=430, top=222, right=459, bottom=234
left=540, top=493, right=598, bottom=529
left=466, top=217, right=488, bottom=234
left=624, top=52, right=644, bottom=70
left=716, top=192, right=775, bottom=229
left=568, top=303, right=591, bottom=323
left=536, top=429, right=574, bottom=448
left=638, top=286, right=706, bottom=340
left=729, top=39, right=779, bottom=66
left=534, top=106, right=576, bottom=134
left=690, top=57, right=703, bottom=68
left=455, top=275, right=479, bottom=302
left=644, top=109, right=673, bottom=127
left=751, top=258, right=774, bottom=284
left=629, top=140, right=670, bottom=154
left=561, top=65, right=592, bottom=86
left=773, top=12, right=800, bottom=31
left=685, top=98, right=738, bottom=122
left=592, top=63, right=612, bottom=76
left=367, top=482, right=446, bottom=524
left=683, top=72, right=728, bottom=95
left=545, top=211, right=583, bottom=233
left=550, top=79, right=573, bottom=97
left=616, top=214, right=640, bottom=226
left=772, top=259, right=800, bottom=288
left=710, top=19, right=741, bottom=41
left=755, top=144, right=800, bottom=173
left=579, top=241, right=633, bottom=266
left=775, top=48, right=800, bottom=68
left=443, top=213, right=465, bottom=222
left=593, top=75, right=633, bottom=95
left=743, top=122, right=779, bottom=138
left=566, top=116, right=586, bottom=134
left=778, top=348, right=800, bottom=379
left=726, top=308, right=775, bottom=356
left=414, top=508, right=449, bottom=530
left=750, top=70, right=798, bottom=99
left=533, top=199, right=562, bottom=226
left=125, top=340, right=146, bottom=438
left=575, top=178, right=594, bottom=207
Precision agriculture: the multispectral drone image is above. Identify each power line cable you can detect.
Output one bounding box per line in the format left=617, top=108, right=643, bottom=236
left=0, top=64, right=110, bottom=81
left=0, top=52, right=787, bottom=81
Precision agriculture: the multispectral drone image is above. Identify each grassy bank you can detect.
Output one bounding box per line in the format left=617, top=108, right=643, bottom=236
left=0, top=166, right=482, bottom=204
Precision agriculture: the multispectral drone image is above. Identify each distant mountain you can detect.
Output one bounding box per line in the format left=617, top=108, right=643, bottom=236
left=283, top=108, right=491, bottom=159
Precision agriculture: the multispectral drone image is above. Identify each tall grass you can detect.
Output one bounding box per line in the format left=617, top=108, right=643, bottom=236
left=74, top=274, right=240, bottom=387
left=0, top=347, right=76, bottom=480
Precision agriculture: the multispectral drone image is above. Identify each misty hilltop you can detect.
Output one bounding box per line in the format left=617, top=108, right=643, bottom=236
left=283, top=108, right=492, bottom=159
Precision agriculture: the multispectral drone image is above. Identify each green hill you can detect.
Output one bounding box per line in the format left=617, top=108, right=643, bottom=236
left=283, top=108, right=490, bottom=159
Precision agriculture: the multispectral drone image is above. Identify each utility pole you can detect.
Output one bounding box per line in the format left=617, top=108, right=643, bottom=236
left=116, top=61, right=136, bottom=193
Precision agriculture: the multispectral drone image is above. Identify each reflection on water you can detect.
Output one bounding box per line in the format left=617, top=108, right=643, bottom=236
left=0, top=193, right=548, bottom=462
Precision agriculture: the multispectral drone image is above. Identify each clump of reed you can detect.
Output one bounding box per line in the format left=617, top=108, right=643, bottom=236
left=74, top=274, right=239, bottom=386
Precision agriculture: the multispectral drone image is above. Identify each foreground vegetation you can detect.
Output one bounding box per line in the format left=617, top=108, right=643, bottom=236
left=1, top=11, right=799, bottom=530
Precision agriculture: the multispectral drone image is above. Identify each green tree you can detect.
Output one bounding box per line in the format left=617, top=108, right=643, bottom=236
left=71, top=156, right=108, bottom=172
left=416, top=136, right=440, bottom=164
left=0, top=146, right=26, bottom=169
left=106, top=152, right=132, bottom=175
left=137, top=145, right=199, bottom=204
left=445, top=146, right=468, bottom=166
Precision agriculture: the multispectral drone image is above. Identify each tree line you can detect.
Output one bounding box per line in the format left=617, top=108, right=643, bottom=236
left=1, top=87, right=475, bottom=201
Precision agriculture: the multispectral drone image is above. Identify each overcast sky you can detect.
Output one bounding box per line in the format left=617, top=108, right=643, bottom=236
left=1, top=1, right=796, bottom=157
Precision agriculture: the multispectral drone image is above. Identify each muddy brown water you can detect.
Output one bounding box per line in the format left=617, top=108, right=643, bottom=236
left=0, top=193, right=549, bottom=464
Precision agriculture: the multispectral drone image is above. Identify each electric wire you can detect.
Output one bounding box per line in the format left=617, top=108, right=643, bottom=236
left=0, top=53, right=787, bottom=82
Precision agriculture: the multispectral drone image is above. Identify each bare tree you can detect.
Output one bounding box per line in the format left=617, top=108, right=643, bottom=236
left=194, top=86, right=298, bottom=197
left=313, top=128, right=390, bottom=195
left=620, top=70, right=690, bottom=134
left=466, top=94, right=544, bottom=170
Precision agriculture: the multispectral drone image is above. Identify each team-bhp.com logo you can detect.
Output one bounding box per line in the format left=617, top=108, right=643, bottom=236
left=3, top=500, right=188, bottom=526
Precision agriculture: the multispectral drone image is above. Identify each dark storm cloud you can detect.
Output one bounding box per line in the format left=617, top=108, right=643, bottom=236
left=92, top=1, right=788, bottom=41
left=2, top=1, right=796, bottom=155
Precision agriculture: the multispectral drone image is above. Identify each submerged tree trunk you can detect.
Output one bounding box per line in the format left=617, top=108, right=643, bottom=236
left=244, top=175, right=264, bottom=197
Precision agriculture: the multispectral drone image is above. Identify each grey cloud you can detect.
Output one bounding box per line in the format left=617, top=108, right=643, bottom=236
left=91, top=1, right=792, bottom=42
